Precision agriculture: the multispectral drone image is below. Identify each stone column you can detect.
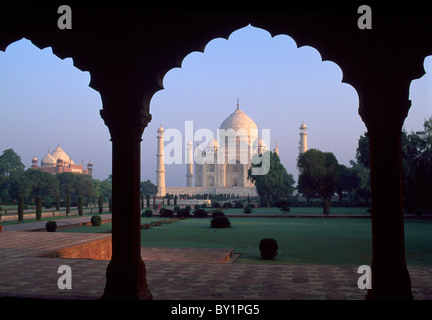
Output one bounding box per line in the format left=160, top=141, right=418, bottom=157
left=359, top=82, right=413, bottom=300
left=366, top=129, right=412, bottom=300
left=99, top=91, right=153, bottom=300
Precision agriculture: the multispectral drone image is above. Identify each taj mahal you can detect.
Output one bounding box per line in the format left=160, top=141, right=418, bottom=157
left=156, top=100, right=308, bottom=198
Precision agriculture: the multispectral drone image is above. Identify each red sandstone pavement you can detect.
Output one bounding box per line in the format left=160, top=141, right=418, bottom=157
left=0, top=257, right=431, bottom=301
left=0, top=216, right=431, bottom=301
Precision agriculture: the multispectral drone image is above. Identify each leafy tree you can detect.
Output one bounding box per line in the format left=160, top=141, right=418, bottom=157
left=26, top=169, right=59, bottom=202
left=350, top=161, right=371, bottom=203
left=93, top=177, right=111, bottom=200
left=8, top=169, right=30, bottom=202
left=297, top=149, right=339, bottom=215
left=57, top=172, right=94, bottom=203
left=355, top=134, right=370, bottom=168
left=401, top=117, right=432, bottom=212
left=141, top=180, right=157, bottom=196
left=0, top=174, right=10, bottom=204
left=356, top=117, right=432, bottom=212
left=335, top=164, right=360, bottom=202
left=0, top=149, right=25, bottom=176
left=248, top=151, right=295, bottom=207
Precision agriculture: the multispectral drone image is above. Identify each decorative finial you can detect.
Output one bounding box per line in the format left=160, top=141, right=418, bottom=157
left=236, top=98, right=239, bottom=110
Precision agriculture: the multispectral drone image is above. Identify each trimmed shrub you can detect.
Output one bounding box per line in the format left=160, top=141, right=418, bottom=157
left=222, top=202, right=232, bottom=208
left=177, top=208, right=191, bottom=218
left=185, top=205, right=191, bottom=212
left=98, top=196, right=103, bottom=214
left=160, top=208, right=174, bottom=218
left=243, top=205, right=252, bottom=214
left=193, top=208, right=208, bottom=218
left=46, top=220, right=57, bottom=232
left=91, top=215, right=102, bottom=226
left=146, top=194, right=151, bottom=208
left=212, top=211, right=225, bottom=218
left=173, top=206, right=181, bottom=213
left=275, top=199, right=291, bottom=214
left=210, top=216, right=231, bottom=228
left=259, top=238, right=278, bottom=260
left=143, top=209, right=153, bottom=217
left=56, top=195, right=61, bottom=211
left=234, top=201, right=244, bottom=208
left=194, top=204, right=201, bottom=210
left=35, top=196, right=42, bottom=221
left=18, top=194, right=24, bottom=222
left=78, top=195, right=83, bottom=216
left=212, top=202, right=221, bottom=208
left=66, top=194, right=71, bottom=216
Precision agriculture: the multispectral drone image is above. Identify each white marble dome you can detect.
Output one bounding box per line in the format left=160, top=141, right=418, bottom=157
left=219, top=106, right=258, bottom=133
left=219, top=104, right=259, bottom=148
left=41, top=153, right=56, bottom=167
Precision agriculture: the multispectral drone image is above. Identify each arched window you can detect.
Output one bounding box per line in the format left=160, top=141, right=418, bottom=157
left=233, top=178, right=238, bottom=186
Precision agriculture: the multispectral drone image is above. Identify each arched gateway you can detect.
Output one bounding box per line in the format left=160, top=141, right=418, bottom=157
left=1, top=4, right=431, bottom=300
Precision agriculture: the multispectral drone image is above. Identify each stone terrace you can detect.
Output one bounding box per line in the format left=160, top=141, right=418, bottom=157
left=0, top=216, right=431, bottom=301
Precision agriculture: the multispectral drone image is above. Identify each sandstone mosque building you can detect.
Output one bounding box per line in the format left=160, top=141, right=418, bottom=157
left=156, top=100, right=308, bottom=197
left=31, top=145, right=93, bottom=176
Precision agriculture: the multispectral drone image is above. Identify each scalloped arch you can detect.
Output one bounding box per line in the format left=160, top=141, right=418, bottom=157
left=151, top=23, right=360, bottom=108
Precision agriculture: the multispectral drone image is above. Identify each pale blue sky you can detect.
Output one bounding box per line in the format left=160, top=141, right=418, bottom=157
left=0, top=25, right=431, bottom=186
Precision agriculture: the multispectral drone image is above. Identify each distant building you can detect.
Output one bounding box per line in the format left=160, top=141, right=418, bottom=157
left=31, top=144, right=93, bottom=176
left=156, top=101, right=277, bottom=197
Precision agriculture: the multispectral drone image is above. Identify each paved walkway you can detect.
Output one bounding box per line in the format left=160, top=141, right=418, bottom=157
left=1, top=257, right=431, bottom=301
left=0, top=215, right=431, bottom=301
left=2, top=214, right=112, bottom=232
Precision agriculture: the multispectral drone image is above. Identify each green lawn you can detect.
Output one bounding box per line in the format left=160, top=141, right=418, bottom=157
left=223, top=206, right=371, bottom=215
left=59, top=216, right=432, bottom=266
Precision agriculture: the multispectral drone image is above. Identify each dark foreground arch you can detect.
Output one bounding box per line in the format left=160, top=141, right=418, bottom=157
left=1, top=4, right=431, bottom=299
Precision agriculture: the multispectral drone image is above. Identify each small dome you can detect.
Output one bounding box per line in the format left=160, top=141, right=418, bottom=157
left=41, top=153, right=56, bottom=167
left=252, top=138, right=268, bottom=153
left=300, top=122, right=307, bottom=130
left=207, top=138, right=219, bottom=149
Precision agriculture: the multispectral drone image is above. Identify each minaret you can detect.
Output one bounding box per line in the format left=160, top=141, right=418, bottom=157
left=31, top=157, right=38, bottom=168
left=273, top=142, right=279, bottom=156
left=299, top=122, right=308, bottom=154
left=186, top=140, right=193, bottom=187
left=156, top=125, right=166, bottom=197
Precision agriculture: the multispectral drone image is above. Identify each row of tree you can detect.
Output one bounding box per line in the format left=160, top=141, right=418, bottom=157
left=356, top=116, right=432, bottom=213
left=249, top=116, right=432, bottom=215
left=0, top=149, right=112, bottom=206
